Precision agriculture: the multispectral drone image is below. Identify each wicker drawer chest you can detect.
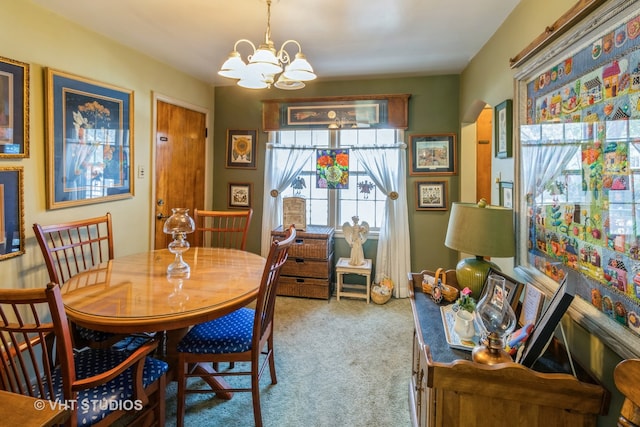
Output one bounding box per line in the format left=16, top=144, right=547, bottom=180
left=271, top=225, right=334, bottom=299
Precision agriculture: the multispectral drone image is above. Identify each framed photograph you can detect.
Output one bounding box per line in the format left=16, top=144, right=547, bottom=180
left=520, top=277, right=575, bottom=368
left=415, top=181, right=447, bottom=211
left=499, top=181, right=513, bottom=208
left=0, top=167, right=25, bottom=260
left=518, top=284, right=546, bottom=328
left=45, top=68, right=133, bottom=209
left=409, top=133, right=457, bottom=175
left=480, top=268, right=525, bottom=313
left=228, top=182, right=252, bottom=208
left=226, top=129, right=257, bottom=169
left=0, top=56, right=29, bottom=158
left=494, top=99, right=512, bottom=158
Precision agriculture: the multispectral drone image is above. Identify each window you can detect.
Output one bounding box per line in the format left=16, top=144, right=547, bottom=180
left=272, top=128, right=403, bottom=231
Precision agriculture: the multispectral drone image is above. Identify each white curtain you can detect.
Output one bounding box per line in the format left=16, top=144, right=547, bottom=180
left=521, top=143, right=580, bottom=201
left=261, top=144, right=314, bottom=257
left=353, top=144, right=411, bottom=298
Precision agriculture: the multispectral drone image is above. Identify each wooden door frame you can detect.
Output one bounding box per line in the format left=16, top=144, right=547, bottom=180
left=151, top=92, right=212, bottom=249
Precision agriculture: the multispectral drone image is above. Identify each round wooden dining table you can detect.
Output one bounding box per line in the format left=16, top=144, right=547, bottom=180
left=61, top=246, right=266, bottom=396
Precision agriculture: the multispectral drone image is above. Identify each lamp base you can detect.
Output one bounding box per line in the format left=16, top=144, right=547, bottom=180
left=472, top=333, right=513, bottom=365
left=455, top=256, right=500, bottom=297
left=471, top=344, right=513, bottom=365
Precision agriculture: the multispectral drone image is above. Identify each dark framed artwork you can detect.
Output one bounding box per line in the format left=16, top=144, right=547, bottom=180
left=0, top=56, right=29, bottom=158
left=520, top=277, right=575, bottom=368
left=226, top=129, right=257, bottom=169
left=409, top=133, right=457, bottom=175
left=481, top=268, right=525, bottom=313
left=284, top=101, right=385, bottom=127
left=494, top=99, right=513, bottom=158
left=0, top=166, right=24, bottom=260
left=45, top=68, right=133, bottom=209
left=228, top=182, right=252, bottom=209
left=415, top=181, right=447, bottom=211
left=499, top=181, right=513, bottom=208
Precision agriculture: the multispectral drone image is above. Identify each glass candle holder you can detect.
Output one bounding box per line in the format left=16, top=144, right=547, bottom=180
left=163, top=208, right=195, bottom=276
left=472, top=275, right=516, bottom=364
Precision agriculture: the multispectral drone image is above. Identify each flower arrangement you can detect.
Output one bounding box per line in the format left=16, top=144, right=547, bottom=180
left=456, top=287, right=476, bottom=313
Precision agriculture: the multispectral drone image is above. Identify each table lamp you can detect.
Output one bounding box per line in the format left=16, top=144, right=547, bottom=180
left=163, top=207, right=195, bottom=276
left=444, top=200, right=515, bottom=297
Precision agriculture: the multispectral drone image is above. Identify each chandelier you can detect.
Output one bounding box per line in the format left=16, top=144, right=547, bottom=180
left=218, top=0, right=317, bottom=90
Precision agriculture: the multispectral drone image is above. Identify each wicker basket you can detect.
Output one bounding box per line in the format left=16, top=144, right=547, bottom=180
left=371, top=286, right=392, bottom=304
left=420, top=268, right=459, bottom=303
left=371, top=276, right=393, bottom=304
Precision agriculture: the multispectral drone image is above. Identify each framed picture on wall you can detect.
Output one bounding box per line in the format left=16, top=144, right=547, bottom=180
left=494, top=99, right=512, bottom=158
left=0, top=166, right=24, bottom=260
left=409, top=134, right=457, bottom=175
left=228, top=182, right=252, bottom=208
left=415, top=180, right=447, bottom=211
left=0, top=56, right=29, bottom=158
left=499, top=181, right=513, bottom=208
left=226, top=129, right=257, bottom=169
left=44, top=68, right=133, bottom=209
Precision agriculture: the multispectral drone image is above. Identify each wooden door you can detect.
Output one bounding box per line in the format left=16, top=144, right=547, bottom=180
left=476, top=107, right=492, bottom=203
left=154, top=100, right=207, bottom=249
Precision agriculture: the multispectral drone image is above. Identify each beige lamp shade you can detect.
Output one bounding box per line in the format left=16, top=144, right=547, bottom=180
left=445, top=202, right=515, bottom=295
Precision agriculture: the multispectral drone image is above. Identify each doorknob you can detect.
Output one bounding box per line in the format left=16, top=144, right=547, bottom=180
left=156, top=212, right=168, bottom=220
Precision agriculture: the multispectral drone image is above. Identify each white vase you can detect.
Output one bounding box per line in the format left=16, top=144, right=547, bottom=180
left=454, top=309, right=476, bottom=341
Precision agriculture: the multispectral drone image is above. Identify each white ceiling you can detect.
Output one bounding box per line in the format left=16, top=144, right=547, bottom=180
left=31, top=0, right=522, bottom=87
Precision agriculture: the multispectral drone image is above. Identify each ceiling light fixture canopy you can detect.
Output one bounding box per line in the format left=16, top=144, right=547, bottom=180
left=218, top=0, right=316, bottom=90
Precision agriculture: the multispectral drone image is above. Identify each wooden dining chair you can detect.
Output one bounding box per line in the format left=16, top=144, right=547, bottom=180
left=175, top=225, right=296, bottom=427
left=32, top=213, right=124, bottom=348
left=614, top=358, right=640, bottom=427
left=193, top=208, right=253, bottom=249
left=0, top=283, right=168, bottom=427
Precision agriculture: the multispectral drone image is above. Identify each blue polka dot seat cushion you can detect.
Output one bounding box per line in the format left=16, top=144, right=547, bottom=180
left=37, top=348, right=168, bottom=426
left=177, top=307, right=255, bottom=354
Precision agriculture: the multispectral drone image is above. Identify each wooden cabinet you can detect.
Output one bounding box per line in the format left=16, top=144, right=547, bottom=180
left=271, top=226, right=334, bottom=299
left=409, top=277, right=609, bottom=427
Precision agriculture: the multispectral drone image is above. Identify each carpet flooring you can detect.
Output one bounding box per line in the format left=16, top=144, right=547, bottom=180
left=163, top=295, right=413, bottom=427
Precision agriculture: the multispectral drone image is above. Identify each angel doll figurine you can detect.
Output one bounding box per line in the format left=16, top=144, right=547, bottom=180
left=343, top=216, right=370, bottom=266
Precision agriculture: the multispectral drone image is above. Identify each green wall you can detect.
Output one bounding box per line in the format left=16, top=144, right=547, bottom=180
left=214, top=75, right=461, bottom=271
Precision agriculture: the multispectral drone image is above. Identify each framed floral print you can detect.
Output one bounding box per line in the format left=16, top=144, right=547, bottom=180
left=45, top=68, right=133, bottom=209
left=226, top=129, right=257, bottom=169
left=409, top=134, right=457, bottom=175
left=0, top=56, right=29, bottom=158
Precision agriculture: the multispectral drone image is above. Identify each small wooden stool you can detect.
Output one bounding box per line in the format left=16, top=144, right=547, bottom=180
left=336, top=257, right=372, bottom=303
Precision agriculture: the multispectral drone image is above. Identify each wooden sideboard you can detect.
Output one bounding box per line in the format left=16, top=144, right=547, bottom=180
left=409, top=276, right=609, bottom=427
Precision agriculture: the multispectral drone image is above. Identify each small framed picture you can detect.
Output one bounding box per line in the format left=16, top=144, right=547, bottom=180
left=499, top=181, right=513, bottom=208
left=415, top=181, right=447, bottom=211
left=226, top=129, right=257, bottom=169
left=480, top=268, right=525, bottom=313
left=520, top=277, right=575, bottom=368
left=228, top=182, right=252, bottom=208
left=0, top=166, right=25, bottom=260
left=0, top=56, right=29, bottom=158
left=495, top=99, right=513, bottom=158
left=409, top=133, right=457, bottom=175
